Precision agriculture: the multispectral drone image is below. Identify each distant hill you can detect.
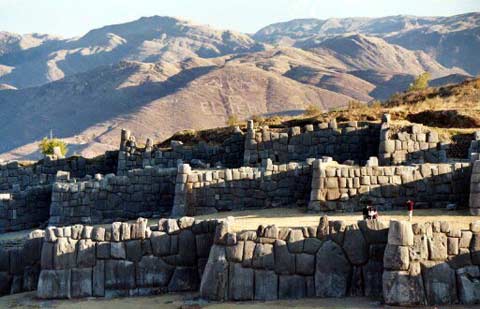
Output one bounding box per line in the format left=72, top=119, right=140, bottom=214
left=254, top=13, right=480, bottom=75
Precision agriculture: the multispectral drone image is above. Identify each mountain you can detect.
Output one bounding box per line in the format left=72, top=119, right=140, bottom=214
left=0, top=16, right=265, bottom=88
left=254, top=13, right=480, bottom=75
left=0, top=56, right=354, bottom=160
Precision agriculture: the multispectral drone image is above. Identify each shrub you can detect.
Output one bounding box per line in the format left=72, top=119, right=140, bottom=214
left=251, top=114, right=265, bottom=124
left=409, top=72, right=431, bottom=92
left=39, top=137, right=68, bottom=156
left=304, top=104, right=321, bottom=116
left=226, top=115, right=239, bottom=127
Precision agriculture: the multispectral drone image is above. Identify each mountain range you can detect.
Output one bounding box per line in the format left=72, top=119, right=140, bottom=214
left=0, top=13, right=478, bottom=160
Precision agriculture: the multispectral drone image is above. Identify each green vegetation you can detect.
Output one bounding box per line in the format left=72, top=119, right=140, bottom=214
left=226, top=115, right=239, bottom=127
left=408, top=72, right=431, bottom=92
left=38, top=137, right=68, bottom=156
left=304, top=104, right=321, bottom=116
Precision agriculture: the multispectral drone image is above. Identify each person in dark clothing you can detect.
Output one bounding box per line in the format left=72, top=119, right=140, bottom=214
left=406, top=199, right=414, bottom=221
left=363, top=200, right=372, bottom=220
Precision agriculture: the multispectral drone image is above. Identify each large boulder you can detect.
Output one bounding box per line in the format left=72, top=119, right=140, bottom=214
left=274, top=240, right=295, bottom=274
left=71, top=268, right=92, bottom=298
left=342, top=224, right=368, bottom=265
left=37, top=269, right=71, bottom=299
left=428, top=233, right=448, bottom=261
left=168, top=267, right=200, bottom=292
left=420, top=261, right=457, bottom=305
left=382, top=265, right=426, bottom=306
left=228, top=263, right=254, bottom=300
left=53, top=238, right=77, bottom=269
left=199, top=245, right=229, bottom=300
left=383, top=244, right=409, bottom=270
left=315, top=240, right=351, bottom=297
left=456, top=266, right=480, bottom=304
left=278, top=275, right=306, bottom=299
left=105, top=260, right=135, bottom=290
left=358, top=220, right=388, bottom=244
left=254, top=270, right=278, bottom=301
left=388, top=221, right=413, bottom=246
left=135, top=256, right=174, bottom=287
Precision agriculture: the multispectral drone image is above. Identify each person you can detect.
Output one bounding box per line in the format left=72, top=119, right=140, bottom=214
left=369, top=206, right=378, bottom=220
left=406, top=199, right=414, bottom=221
left=363, top=200, right=372, bottom=220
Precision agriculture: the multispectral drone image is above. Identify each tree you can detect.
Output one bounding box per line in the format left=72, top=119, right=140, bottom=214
left=408, top=72, right=431, bottom=92
left=39, top=137, right=68, bottom=156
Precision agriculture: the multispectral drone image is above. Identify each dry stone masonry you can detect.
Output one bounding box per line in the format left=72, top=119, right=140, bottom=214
left=309, top=160, right=471, bottom=212
left=37, top=217, right=222, bottom=299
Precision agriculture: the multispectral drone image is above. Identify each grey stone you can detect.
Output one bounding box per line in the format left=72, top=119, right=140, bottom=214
left=92, top=227, right=105, bottom=241
left=96, top=242, right=110, bottom=259
left=54, top=238, right=77, bottom=269
left=228, top=263, right=254, bottom=300
left=37, top=269, right=71, bottom=299
left=384, top=244, right=410, bottom=271
left=136, top=255, right=174, bottom=287
left=343, top=224, right=368, bottom=265
left=303, top=238, right=322, bottom=254
left=456, top=266, right=480, bottom=304
left=195, top=233, right=214, bottom=258
left=151, top=231, right=171, bottom=256
left=363, top=260, right=383, bottom=297
left=287, top=229, right=304, bottom=253
left=125, top=240, right=142, bottom=262
left=358, top=220, right=388, bottom=244
left=382, top=267, right=426, bottom=306
left=315, top=240, right=351, bottom=297
left=110, top=242, right=126, bottom=259
left=471, top=233, right=480, bottom=265
left=421, top=261, right=457, bottom=305
left=226, top=241, right=244, bottom=263
left=278, top=275, right=305, bottom=299
left=168, top=267, right=200, bottom=292
left=0, top=272, right=12, bottom=296
left=176, top=229, right=196, bottom=266
left=274, top=240, right=295, bottom=274
left=254, top=270, right=278, bottom=301
left=77, top=239, right=96, bottom=267
left=428, top=233, right=448, bottom=261
left=71, top=268, right=92, bottom=298
left=296, top=253, right=314, bottom=275
left=41, top=242, right=54, bottom=269
left=105, top=260, right=135, bottom=289
left=388, top=221, right=413, bottom=246
left=93, top=260, right=105, bottom=297
left=252, top=243, right=274, bottom=270
left=200, top=245, right=228, bottom=301
left=242, top=241, right=255, bottom=267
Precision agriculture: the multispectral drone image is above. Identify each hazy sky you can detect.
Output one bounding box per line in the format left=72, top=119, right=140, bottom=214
left=0, top=0, right=479, bottom=37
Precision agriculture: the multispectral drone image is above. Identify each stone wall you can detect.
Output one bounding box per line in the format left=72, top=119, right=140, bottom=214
left=469, top=132, right=480, bottom=161
left=117, top=129, right=245, bottom=175
left=308, top=160, right=471, bottom=212
left=172, top=160, right=313, bottom=216
left=37, top=217, right=221, bottom=299
left=49, top=167, right=177, bottom=226
left=470, top=160, right=480, bottom=215
left=383, top=220, right=480, bottom=306
left=200, top=216, right=388, bottom=301
left=379, top=118, right=446, bottom=165
left=0, top=230, right=44, bottom=296
left=243, top=120, right=380, bottom=166
left=0, top=152, right=118, bottom=192
left=0, top=185, right=51, bottom=233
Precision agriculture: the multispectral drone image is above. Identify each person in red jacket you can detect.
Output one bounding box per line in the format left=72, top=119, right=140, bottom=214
left=406, top=199, right=414, bottom=221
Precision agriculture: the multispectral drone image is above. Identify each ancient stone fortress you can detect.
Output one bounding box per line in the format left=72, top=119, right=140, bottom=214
left=1, top=115, right=480, bottom=306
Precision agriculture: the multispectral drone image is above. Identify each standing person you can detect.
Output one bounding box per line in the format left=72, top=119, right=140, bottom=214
left=406, top=199, right=414, bottom=221
left=362, top=203, right=369, bottom=220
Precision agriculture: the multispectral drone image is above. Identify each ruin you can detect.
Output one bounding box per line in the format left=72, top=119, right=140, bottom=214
left=0, top=114, right=480, bottom=305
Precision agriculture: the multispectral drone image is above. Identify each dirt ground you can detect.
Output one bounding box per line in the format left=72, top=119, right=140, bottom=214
left=2, top=291, right=480, bottom=309
left=195, top=207, right=477, bottom=232
left=0, top=207, right=477, bottom=245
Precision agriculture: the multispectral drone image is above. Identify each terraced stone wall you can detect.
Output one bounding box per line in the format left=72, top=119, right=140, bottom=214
left=200, top=216, right=388, bottom=301
left=308, top=160, right=471, bottom=212
left=49, top=167, right=177, bottom=226
left=243, top=120, right=380, bottom=166
left=0, top=185, right=51, bottom=233
left=117, top=129, right=245, bottom=175
left=37, top=217, right=221, bottom=299
left=0, top=230, right=44, bottom=296
left=383, top=220, right=480, bottom=306
left=172, top=160, right=313, bottom=216
left=470, top=160, right=480, bottom=215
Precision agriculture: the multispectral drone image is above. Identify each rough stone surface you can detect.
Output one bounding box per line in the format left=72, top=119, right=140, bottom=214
left=228, top=263, right=254, bottom=300
left=315, top=240, right=351, bottom=297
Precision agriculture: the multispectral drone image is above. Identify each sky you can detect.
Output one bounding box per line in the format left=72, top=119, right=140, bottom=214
left=0, top=0, right=479, bottom=37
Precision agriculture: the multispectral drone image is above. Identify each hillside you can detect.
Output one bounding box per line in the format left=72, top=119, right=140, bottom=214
left=0, top=57, right=353, bottom=161
left=254, top=13, right=480, bottom=75
left=0, top=16, right=265, bottom=88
